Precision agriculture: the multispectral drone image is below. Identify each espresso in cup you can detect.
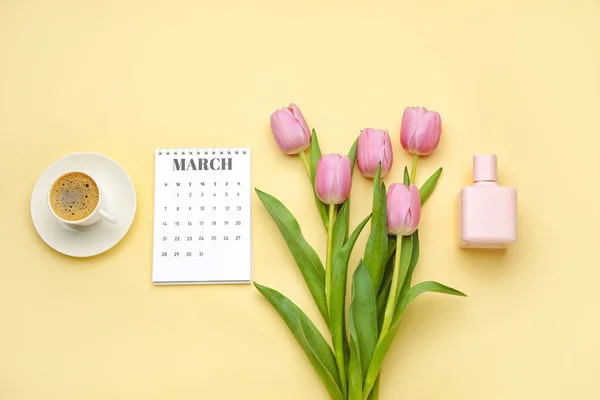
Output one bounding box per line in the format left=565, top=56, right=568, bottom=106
left=49, top=172, right=100, bottom=221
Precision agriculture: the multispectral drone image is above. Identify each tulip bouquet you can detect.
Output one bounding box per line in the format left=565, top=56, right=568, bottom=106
left=255, top=104, right=466, bottom=399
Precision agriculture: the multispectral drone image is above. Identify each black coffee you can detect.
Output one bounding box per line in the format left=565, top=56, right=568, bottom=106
left=49, top=172, right=99, bottom=221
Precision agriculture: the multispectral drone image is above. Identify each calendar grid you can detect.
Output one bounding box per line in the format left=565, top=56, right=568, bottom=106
left=152, top=148, right=252, bottom=284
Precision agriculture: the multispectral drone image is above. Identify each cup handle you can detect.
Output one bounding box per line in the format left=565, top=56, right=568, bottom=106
left=98, top=209, right=118, bottom=224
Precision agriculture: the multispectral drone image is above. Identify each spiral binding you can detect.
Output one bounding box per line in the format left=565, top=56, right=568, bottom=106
left=156, top=147, right=249, bottom=156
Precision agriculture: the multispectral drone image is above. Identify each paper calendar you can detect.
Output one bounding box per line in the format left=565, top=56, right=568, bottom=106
left=152, top=148, right=252, bottom=284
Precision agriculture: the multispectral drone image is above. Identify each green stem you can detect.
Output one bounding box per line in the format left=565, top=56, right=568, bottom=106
left=410, top=154, right=419, bottom=184
left=364, top=239, right=404, bottom=400
left=372, top=377, right=380, bottom=399
left=378, top=237, right=402, bottom=341
left=325, top=203, right=346, bottom=394
left=334, top=345, right=347, bottom=398
left=325, top=204, right=336, bottom=310
left=334, top=339, right=347, bottom=396
left=299, top=151, right=311, bottom=179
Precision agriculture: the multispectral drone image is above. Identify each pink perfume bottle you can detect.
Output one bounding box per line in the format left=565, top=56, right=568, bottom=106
left=458, top=154, right=517, bottom=248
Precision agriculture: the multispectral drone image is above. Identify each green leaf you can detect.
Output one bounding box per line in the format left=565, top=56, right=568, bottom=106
left=386, top=235, right=396, bottom=259
left=348, top=310, right=363, bottom=400
left=394, top=235, right=413, bottom=306
left=370, top=378, right=381, bottom=400
left=376, top=236, right=397, bottom=299
left=332, top=201, right=350, bottom=272
left=330, top=213, right=371, bottom=394
left=376, top=235, right=413, bottom=334
left=403, top=166, right=410, bottom=185
left=400, top=231, right=420, bottom=297
left=364, top=165, right=388, bottom=293
left=393, top=281, right=467, bottom=323
left=254, top=283, right=345, bottom=400
left=420, top=167, right=442, bottom=205
left=376, top=256, right=394, bottom=332
left=309, top=129, right=329, bottom=230
left=378, top=232, right=419, bottom=329
left=375, top=235, right=396, bottom=323
left=348, top=137, right=359, bottom=175
left=350, top=261, right=378, bottom=380
left=255, top=189, right=328, bottom=325
left=376, top=236, right=396, bottom=294
left=363, top=281, right=466, bottom=397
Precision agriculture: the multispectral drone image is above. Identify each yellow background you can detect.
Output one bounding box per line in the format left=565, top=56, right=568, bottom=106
left=1, top=0, right=599, bottom=398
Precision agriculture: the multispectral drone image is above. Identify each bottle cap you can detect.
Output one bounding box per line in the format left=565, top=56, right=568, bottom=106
left=473, top=154, right=497, bottom=182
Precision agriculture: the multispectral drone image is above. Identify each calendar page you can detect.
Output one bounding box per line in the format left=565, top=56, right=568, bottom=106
left=152, top=148, right=252, bottom=284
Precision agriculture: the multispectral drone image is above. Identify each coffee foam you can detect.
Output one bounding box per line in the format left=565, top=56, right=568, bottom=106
left=49, top=172, right=100, bottom=221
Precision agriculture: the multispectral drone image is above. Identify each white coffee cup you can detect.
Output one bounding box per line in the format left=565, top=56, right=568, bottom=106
left=48, top=171, right=117, bottom=227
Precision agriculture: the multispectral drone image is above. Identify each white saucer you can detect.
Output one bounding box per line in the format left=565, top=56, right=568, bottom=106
left=31, top=152, right=137, bottom=257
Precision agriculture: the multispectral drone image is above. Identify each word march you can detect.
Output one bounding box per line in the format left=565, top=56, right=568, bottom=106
left=172, top=157, right=233, bottom=171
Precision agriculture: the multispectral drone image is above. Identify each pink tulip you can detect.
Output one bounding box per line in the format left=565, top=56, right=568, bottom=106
left=270, top=103, right=311, bottom=155
left=400, top=106, right=442, bottom=156
left=315, top=154, right=352, bottom=205
left=356, top=128, right=393, bottom=178
left=386, top=184, right=421, bottom=236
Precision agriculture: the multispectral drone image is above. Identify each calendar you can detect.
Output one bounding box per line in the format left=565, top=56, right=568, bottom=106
left=152, top=148, right=252, bottom=284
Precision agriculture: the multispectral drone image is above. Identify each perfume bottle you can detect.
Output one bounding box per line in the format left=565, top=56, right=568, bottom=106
left=458, top=154, right=517, bottom=248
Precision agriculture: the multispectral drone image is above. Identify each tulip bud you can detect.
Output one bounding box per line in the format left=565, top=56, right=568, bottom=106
left=386, top=184, right=421, bottom=236
left=356, top=128, right=393, bottom=178
left=270, top=103, right=311, bottom=155
left=315, top=154, right=352, bottom=205
left=400, top=106, right=442, bottom=156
